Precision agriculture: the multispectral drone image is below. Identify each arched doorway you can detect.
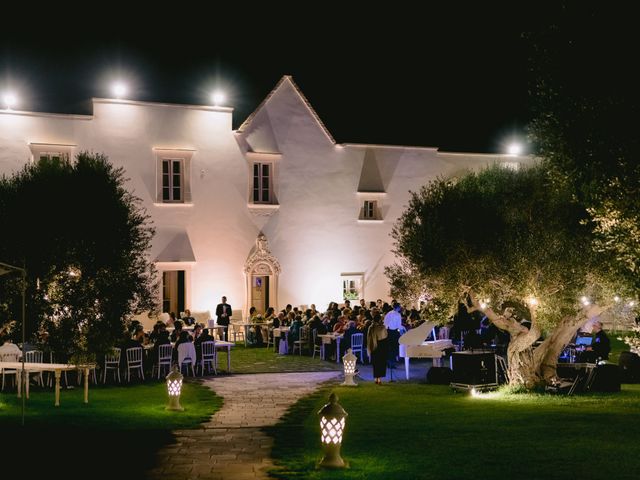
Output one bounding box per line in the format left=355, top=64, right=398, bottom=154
left=244, top=233, right=281, bottom=316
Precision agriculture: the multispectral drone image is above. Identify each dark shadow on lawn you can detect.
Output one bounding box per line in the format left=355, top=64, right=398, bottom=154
left=5, top=426, right=175, bottom=479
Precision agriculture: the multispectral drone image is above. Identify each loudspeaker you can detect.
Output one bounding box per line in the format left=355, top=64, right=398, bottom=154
left=590, top=363, right=621, bottom=392
left=451, top=351, right=497, bottom=386
left=618, top=351, right=640, bottom=383
left=427, top=366, right=453, bottom=384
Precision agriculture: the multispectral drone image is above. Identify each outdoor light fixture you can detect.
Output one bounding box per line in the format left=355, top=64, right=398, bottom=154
left=341, top=348, right=358, bottom=386
left=507, top=142, right=522, bottom=156
left=166, top=365, right=184, bottom=411
left=581, top=296, right=590, bottom=306
left=211, top=91, right=225, bottom=106
left=2, top=92, right=17, bottom=110
left=614, top=296, right=621, bottom=303
left=112, top=82, right=127, bottom=99
left=318, top=393, right=348, bottom=468
left=527, top=296, right=538, bottom=306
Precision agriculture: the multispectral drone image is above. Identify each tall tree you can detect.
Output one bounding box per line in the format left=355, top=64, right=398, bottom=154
left=386, top=165, right=630, bottom=388
left=0, top=152, right=158, bottom=359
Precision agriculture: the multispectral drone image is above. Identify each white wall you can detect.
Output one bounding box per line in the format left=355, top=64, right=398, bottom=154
left=0, top=81, right=530, bottom=318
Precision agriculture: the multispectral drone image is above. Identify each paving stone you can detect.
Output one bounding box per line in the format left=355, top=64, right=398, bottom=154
left=147, top=371, right=339, bottom=479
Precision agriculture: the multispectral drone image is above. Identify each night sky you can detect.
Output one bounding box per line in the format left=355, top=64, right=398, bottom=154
left=1, top=4, right=636, bottom=153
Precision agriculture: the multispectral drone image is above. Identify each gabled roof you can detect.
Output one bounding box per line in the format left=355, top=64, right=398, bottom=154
left=155, top=231, right=196, bottom=263
left=237, top=75, right=336, bottom=144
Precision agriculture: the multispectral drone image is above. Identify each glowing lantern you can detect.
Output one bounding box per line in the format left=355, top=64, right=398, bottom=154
left=318, top=393, right=348, bottom=468
left=342, top=348, right=358, bottom=386
left=166, top=366, right=184, bottom=411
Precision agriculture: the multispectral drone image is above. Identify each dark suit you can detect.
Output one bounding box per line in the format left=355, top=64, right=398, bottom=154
left=216, top=302, right=232, bottom=340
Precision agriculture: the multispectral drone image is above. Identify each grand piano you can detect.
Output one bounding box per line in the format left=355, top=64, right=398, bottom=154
left=399, top=321, right=454, bottom=380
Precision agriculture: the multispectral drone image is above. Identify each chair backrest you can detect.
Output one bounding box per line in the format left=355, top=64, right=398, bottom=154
left=201, top=340, right=215, bottom=359
left=25, top=350, right=43, bottom=363
left=351, top=333, right=364, bottom=350
left=177, top=342, right=196, bottom=366
left=158, top=344, right=173, bottom=363
left=299, top=325, right=310, bottom=342
left=126, top=347, right=143, bottom=365
left=105, top=348, right=121, bottom=364
left=1, top=353, right=19, bottom=362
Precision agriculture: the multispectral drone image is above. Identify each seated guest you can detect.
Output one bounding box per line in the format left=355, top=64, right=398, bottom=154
left=194, top=326, right=214, bottom=363
left=149, top=321, right=165, bottom=344
left=342, top=320, right=359, bottom=355
left=333, top=315, right=347, bottom=334
left=170, top=320, right=189, bottom=343
left=166, top=312, right=178, bottom=327
left=192, top=323, right=204, bottom=342
left=0, top=337, right=22, bottom=359
left=586, top=320, right=611, bottom=361
left=132, top=324, right=146, bottom=345
left=173, top=330, right=193, bottom=364
left=181, top=309, right=196, bottom=326
left=289, top=315, right=303, bottom=348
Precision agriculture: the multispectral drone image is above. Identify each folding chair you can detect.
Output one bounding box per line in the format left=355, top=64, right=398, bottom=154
left=292, top=326, right=309, bottom=355
left=177, top=342, right=196, bottom=377
left=312, top=329, right=323, bottom=360
left=103, top=348, right=121, bottom=383
left=125, top=347, right=144, bottom=382
left=25, top=350, right=45, bottom=387
left=199, top=341, right=217, bottom=375
left=152, top=344, right=173, bottom=379
left=350, top=333, right=365, bottom=363
left=1, top=353, right=19, bottom=390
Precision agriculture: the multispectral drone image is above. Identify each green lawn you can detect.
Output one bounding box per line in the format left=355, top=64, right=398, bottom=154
left=267, top=383, right=640, bottom=480
left=0, top=381, right=221, bottom=478
left=228, top=343, right=342, bottom=374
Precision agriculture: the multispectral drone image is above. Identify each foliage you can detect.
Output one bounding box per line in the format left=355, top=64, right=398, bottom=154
left=386, top=164, right=628, bottom=332
left=526, top=10, right=640, bottom=299
left=0, top=152, right=158, bottom=358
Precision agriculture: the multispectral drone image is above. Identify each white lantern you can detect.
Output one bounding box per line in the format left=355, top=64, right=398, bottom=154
left=342, top=348, right=358, bottom=386
left=166, top=365, right=184, bottom=411
left=318, top=393, right=348, bottom=468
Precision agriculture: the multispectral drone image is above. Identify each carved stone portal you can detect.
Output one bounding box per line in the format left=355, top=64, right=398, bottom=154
left=244, top=233, right=280, bottom=315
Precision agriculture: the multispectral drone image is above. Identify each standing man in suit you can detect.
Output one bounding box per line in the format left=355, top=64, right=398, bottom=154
left=216, top=296, right=232, bottom=341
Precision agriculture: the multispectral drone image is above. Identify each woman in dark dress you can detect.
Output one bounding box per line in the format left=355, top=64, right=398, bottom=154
left=367, top=314, right=388, bottom=384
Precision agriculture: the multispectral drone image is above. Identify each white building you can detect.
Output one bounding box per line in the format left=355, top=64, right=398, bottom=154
left=0, top=76, right=527, bottom=321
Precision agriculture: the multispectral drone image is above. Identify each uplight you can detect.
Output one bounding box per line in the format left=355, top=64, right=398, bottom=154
left=2, top=92, right=17, bottom=110
left=112, top=82, right=128, bottom=99
left=211, top=91, right=225, bottom=106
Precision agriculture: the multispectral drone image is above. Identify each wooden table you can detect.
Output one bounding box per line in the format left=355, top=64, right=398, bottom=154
left=0, top=361, right=92, bottom=406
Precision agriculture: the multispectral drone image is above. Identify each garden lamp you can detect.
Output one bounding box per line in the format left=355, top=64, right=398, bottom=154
left=318, top=392, right=348, bottom=468
left=166, top=365, right=184, bottom=411
left=342, top=348, right=357, bottom=386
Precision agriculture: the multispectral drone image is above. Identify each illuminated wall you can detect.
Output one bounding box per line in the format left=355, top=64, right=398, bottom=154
left=0, top=78, right=530, bottom=319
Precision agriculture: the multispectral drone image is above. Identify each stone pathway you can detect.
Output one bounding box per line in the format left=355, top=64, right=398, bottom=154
left=146, top=371, right=340, bottom=480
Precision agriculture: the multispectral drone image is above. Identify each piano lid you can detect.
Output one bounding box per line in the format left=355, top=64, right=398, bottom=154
left=399, top=321, right=435, bottom=345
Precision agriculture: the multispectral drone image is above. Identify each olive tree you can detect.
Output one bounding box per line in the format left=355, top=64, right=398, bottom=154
left=386, top=164, right=630, bottom=388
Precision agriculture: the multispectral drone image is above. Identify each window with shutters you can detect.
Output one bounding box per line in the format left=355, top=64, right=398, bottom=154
left=358, top=198, right=383, bottom=221
left=29, top=143, right=75, bottom=164
left=162, top=158, right=183, bottom=202
left=154, top=148, right=194, bottom=205
left=252, top=162, right=272, bottom=204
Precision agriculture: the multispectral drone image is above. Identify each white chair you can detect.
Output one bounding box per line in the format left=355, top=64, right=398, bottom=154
left=152, top=344, right=173, bottom=379
left=266, top=327, right=274, bottom=349
left=103, top=348, right=121, bottom=383
left=125, top=347, right=144, bottom=382
left=292, top=326, right=309, bottom=355
left=350, top=333, right=365, bottom=363
left=199, top=341, right=217, bottom=375
left=312, top=329, right=323, bottom=360
left=231, top=323, right=245, bottom=343
left=177, top=342, right=196, bottom=377
left=1, top=353, right=19, bottom=390
left=25, top=350, right=45, bottom=387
